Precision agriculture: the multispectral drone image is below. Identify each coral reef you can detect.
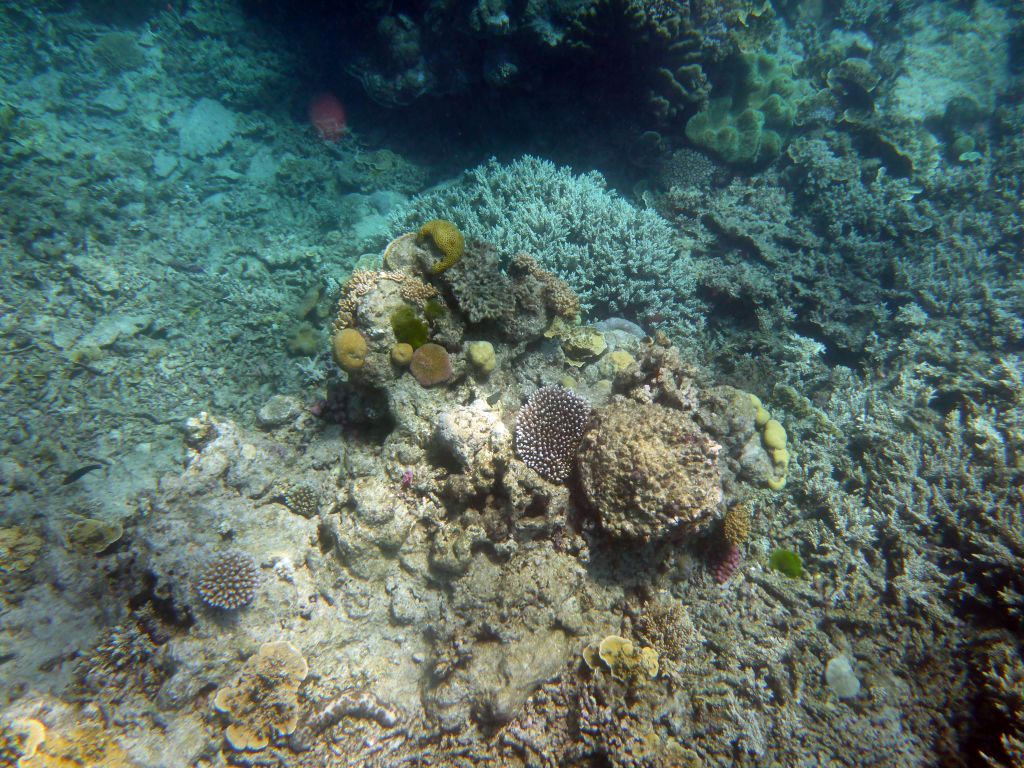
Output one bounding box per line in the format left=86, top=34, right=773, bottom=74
left=389, top=156, right=702, bottom=329
left=0, top=2, right=1021, bottom=765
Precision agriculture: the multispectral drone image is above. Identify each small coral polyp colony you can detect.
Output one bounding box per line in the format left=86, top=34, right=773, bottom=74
left=330, top=221, right=787, bottom=546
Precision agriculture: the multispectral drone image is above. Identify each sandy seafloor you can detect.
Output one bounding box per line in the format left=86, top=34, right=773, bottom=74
left=0, top=0, right=1023, bottom=766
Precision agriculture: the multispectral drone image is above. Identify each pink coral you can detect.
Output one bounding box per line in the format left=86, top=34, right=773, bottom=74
left=712, top=543, right=742, bottom=584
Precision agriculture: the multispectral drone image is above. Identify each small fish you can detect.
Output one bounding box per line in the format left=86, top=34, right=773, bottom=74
left=62, top=463, right=105, bottom=484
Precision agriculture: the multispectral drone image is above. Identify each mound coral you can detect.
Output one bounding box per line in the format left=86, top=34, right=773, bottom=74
left=465, top=340, right=496, bottom=375
left=332, top=327, right=368, bottom=371
left=577, top=399, right=722, bottom=539
left=196, top=551, right=261, bottom=610
left=391, top=342, right=414, bottom=365
left=514, top=385, right=592, bottom=483
left=410, top=342, right=453, bottom=387
left=418, top=218, right=465, bottom=273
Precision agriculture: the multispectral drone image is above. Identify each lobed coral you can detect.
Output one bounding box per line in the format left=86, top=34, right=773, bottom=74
left=213, top=640, right=309, bottom=752
left=686, top=52, right=809, bottom=165
left=583, top=635, right=659, bottom=686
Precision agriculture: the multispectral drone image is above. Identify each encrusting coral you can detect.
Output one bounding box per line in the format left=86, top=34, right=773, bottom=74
left=213, top=640, right=309, bottom=752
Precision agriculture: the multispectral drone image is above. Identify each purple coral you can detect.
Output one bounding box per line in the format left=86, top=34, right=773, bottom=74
left=712, top=543, right=742, bottom=584
left=514, top=385, right=592, bottom=483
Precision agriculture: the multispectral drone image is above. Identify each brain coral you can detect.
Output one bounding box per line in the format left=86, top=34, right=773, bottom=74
left=578, top=399, right=722, bottom=539
left=514, top=385, right=592, bottom=483
left=418, top=219, right=465, bottom=273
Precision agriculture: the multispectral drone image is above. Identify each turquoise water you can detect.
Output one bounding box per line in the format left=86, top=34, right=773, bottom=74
left=0, top=0, right=1021, bottom=765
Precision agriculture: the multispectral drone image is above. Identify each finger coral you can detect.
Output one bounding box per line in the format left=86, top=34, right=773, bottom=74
left=196, top=550, right=261, bottom=610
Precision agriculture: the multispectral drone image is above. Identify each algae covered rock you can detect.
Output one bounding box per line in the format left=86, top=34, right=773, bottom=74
left=578, top=398, right=723, bottom=540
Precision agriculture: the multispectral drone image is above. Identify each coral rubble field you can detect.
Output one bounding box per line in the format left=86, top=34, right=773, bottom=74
left=0, top=0, right=1022, bottom=766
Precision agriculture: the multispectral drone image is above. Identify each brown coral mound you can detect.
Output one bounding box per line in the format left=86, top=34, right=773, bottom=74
left=578, top=399, right=722, bottom=539
left=410, top=342, right=453, bottom=387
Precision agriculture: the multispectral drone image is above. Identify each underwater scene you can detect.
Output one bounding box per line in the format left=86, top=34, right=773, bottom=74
left=0, top=0, right=1022, bottom=765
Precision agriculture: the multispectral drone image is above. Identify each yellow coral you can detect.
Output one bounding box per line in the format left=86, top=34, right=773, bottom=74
left=722, top=503, right=751, bottom=546
left=391, top=342, right=414, bottom=366
left=417, top=219, right=465, bottom=273
left=762, top=419, right=787, bottom=450
left=466, top=340, right=496, bottom=375
left=583, top=635, right=659, bottom=684
left=332, top=327, right=367, bottom=371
